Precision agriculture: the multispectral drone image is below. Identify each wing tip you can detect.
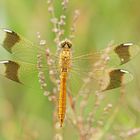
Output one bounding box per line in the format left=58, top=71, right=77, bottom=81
left=101, top=69, right=133, bottom=91
left=0, top=60, right=22, bottom=84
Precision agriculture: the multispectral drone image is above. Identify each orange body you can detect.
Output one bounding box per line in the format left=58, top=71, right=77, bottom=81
left=58, top=39, right=72, bottom=127
left=58, top=72, right=67, bottom=127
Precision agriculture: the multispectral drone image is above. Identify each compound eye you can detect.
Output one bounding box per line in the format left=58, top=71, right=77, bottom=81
left=60, top=41, right=66, bottom=48
left=60, top=40, right=72, bottom=48
left=67, top=42, right=72, bottom=48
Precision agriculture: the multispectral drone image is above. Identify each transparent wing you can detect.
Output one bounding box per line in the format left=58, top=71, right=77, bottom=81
left=0, top=29, right=138, bottom=91
left=94, top=68, right=133, bottom=91
left=72, top=43, right=140, bottom=68
left=0, top=60, right=39, bottom=86
left=68, top=43, right=139, bottom=92
left=108, top=43, right=140, bottom=66
left=0, top=28, right=47, bottom=64
left=68, top=66, right=133, bottom=94
left=0, top=29, right=59, bottom=88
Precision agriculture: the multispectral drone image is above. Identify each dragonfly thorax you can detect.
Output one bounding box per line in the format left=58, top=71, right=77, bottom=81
left=59, top=40, right=72, bottom=73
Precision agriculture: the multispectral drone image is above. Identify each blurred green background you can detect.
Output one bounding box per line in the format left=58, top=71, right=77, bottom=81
left=0, top=0, right=140, bottom=140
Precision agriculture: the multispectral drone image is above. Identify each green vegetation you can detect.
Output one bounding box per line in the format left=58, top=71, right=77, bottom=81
left=0, top=0, right=140, bottom=140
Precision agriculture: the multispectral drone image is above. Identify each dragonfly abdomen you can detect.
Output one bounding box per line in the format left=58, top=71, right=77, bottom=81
left=58, top=72, right=67, bottom=127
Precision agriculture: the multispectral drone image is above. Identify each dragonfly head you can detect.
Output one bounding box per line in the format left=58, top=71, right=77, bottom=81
left=60, top=39, right=72, bottom=50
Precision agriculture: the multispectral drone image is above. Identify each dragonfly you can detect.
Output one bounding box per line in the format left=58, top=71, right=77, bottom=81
left=0, top=29, right=139, bottom=127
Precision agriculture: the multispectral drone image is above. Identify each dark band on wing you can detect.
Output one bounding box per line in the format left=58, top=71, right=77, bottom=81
left=104, top=69, right=125, bottom=91
left=3, top=29, right=20, bottom=53
left=114, top=43, right=131, bottom=65
left=4, top=61, right=21, bottom=83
